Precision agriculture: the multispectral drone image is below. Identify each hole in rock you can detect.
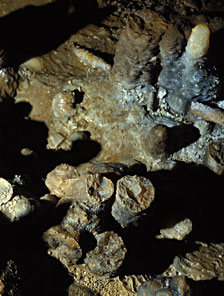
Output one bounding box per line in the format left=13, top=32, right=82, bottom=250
left=77, top=232, right=97, bottom=264
left=72, top=89, right=85, bottom=106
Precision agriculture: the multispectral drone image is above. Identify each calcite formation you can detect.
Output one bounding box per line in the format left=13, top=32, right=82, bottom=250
left=42, top=225, right=82, bottom=268
left=0, top=178, right=40, bottom=223
left=112, top=9, right=167, bottom=89
left=84, top=231, right=127, bottom=276
left=158, top=24, right=219, bottom=114
left=185, top=24, right=210, bottom=59
left=137, top=276, right=191, bottom=296
left=111, top=175, right=155, bottom=227
left=1, top=0, right=224, bottom=295
left=164, top=242, right=224, bottom=281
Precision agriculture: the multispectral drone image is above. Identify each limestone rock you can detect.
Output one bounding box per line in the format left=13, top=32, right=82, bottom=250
left=111, top=175, right=155, bottom=227
left=137, top=276, right=191, bottom=296
left=157, top=218, right=192, bottom=241
left=84, top=231, right=127, bottom=276
left=0, top=178, right=13, bottom=206
left=112, top=9, right=167, bottom=89
left=43, top=225, right=82, bottom=268
left=204, top=141, right=224, bottom=175
left=164, top=242, right=224, bottom=281
left=45, top=164, right=79, bottom=198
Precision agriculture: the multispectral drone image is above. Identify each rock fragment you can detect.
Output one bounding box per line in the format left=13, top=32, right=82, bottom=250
left=157, top=218, right=192, bottom=241
left=137, top=276, right=191, bottom=296
left=68, top=282, right=97, bottom=296
left=111, top=175, right=155, bottom=228
left=84, top=231, right=127, bottom=276
left=61, top=200, right=102, bottom=234
left=0, top=195, right=40, bottom=223
left=45, top=164, right=79, bottom=198
left=147, top=125, right=168, bottom=159
left=204, top=141, right=224, bottom=175
left=0, top=178, right=13, bottom=206
left=164, top=242, right=224, bottom=281
left=55, top=173, right=114, bottom=233
left=43, top=225, right=82, bottom=268
left=190, top=102, right=224, bottom=126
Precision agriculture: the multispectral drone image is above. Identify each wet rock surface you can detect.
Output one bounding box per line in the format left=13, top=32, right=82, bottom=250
left=1, top=0, right=224, bottom=295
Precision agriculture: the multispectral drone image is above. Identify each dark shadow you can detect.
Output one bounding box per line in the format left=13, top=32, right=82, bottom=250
left=0, top=0, right=114, bottom=68
left=0, top=222, right=73, bottom=296
left=0, top=99, right=101, bottom=195
left=210, top=28, right=224, bottom=98
left=111, top=161, right=224, bottom=277
left=167, top=124, right=200, bottom=154
left=0, top=97, right=101, bottom=295
left=190, top=278, right=224, bottom=296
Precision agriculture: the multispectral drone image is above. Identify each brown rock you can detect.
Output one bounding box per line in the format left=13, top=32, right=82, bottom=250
left=204, top=141, right=224, bottom=175
left=68, top=282, right=97, bottom=296
left=164, top=242, right=224, bottom=281
left=157, top=218, right=193, bottom=241
left=159, top=24, right=185, bottom=66
left=111, top=175, right=155, bottom=228
left=84, top=231, right=127, bottom=276
left=137, top=276, right=191, bottom=296
left=112, top=9, right=167, bottom=89
left=45, top=164, right=79, bottom=198
left=43, top=225, right=82, bottom=268
left=146, top=124, right=168, bottom=159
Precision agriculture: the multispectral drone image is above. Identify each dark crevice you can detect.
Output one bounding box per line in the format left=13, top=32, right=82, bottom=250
left=72, top=89, right=85, bottom=106
left=74, top=42, right=115, bottom=65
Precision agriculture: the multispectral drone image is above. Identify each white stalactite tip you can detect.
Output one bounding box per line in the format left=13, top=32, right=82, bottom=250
left=186, top=24, right=210, bottom=59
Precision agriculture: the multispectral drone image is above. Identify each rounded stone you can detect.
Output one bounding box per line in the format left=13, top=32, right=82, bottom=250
left=0, top=178, right=13, bottom=206
left=84, top=231, right=127, bottom=276
left=111, top=175, right=155, bottom=227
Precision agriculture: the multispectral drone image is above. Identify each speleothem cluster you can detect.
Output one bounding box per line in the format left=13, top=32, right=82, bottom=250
left=1, top=1, right=224, bottom=296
